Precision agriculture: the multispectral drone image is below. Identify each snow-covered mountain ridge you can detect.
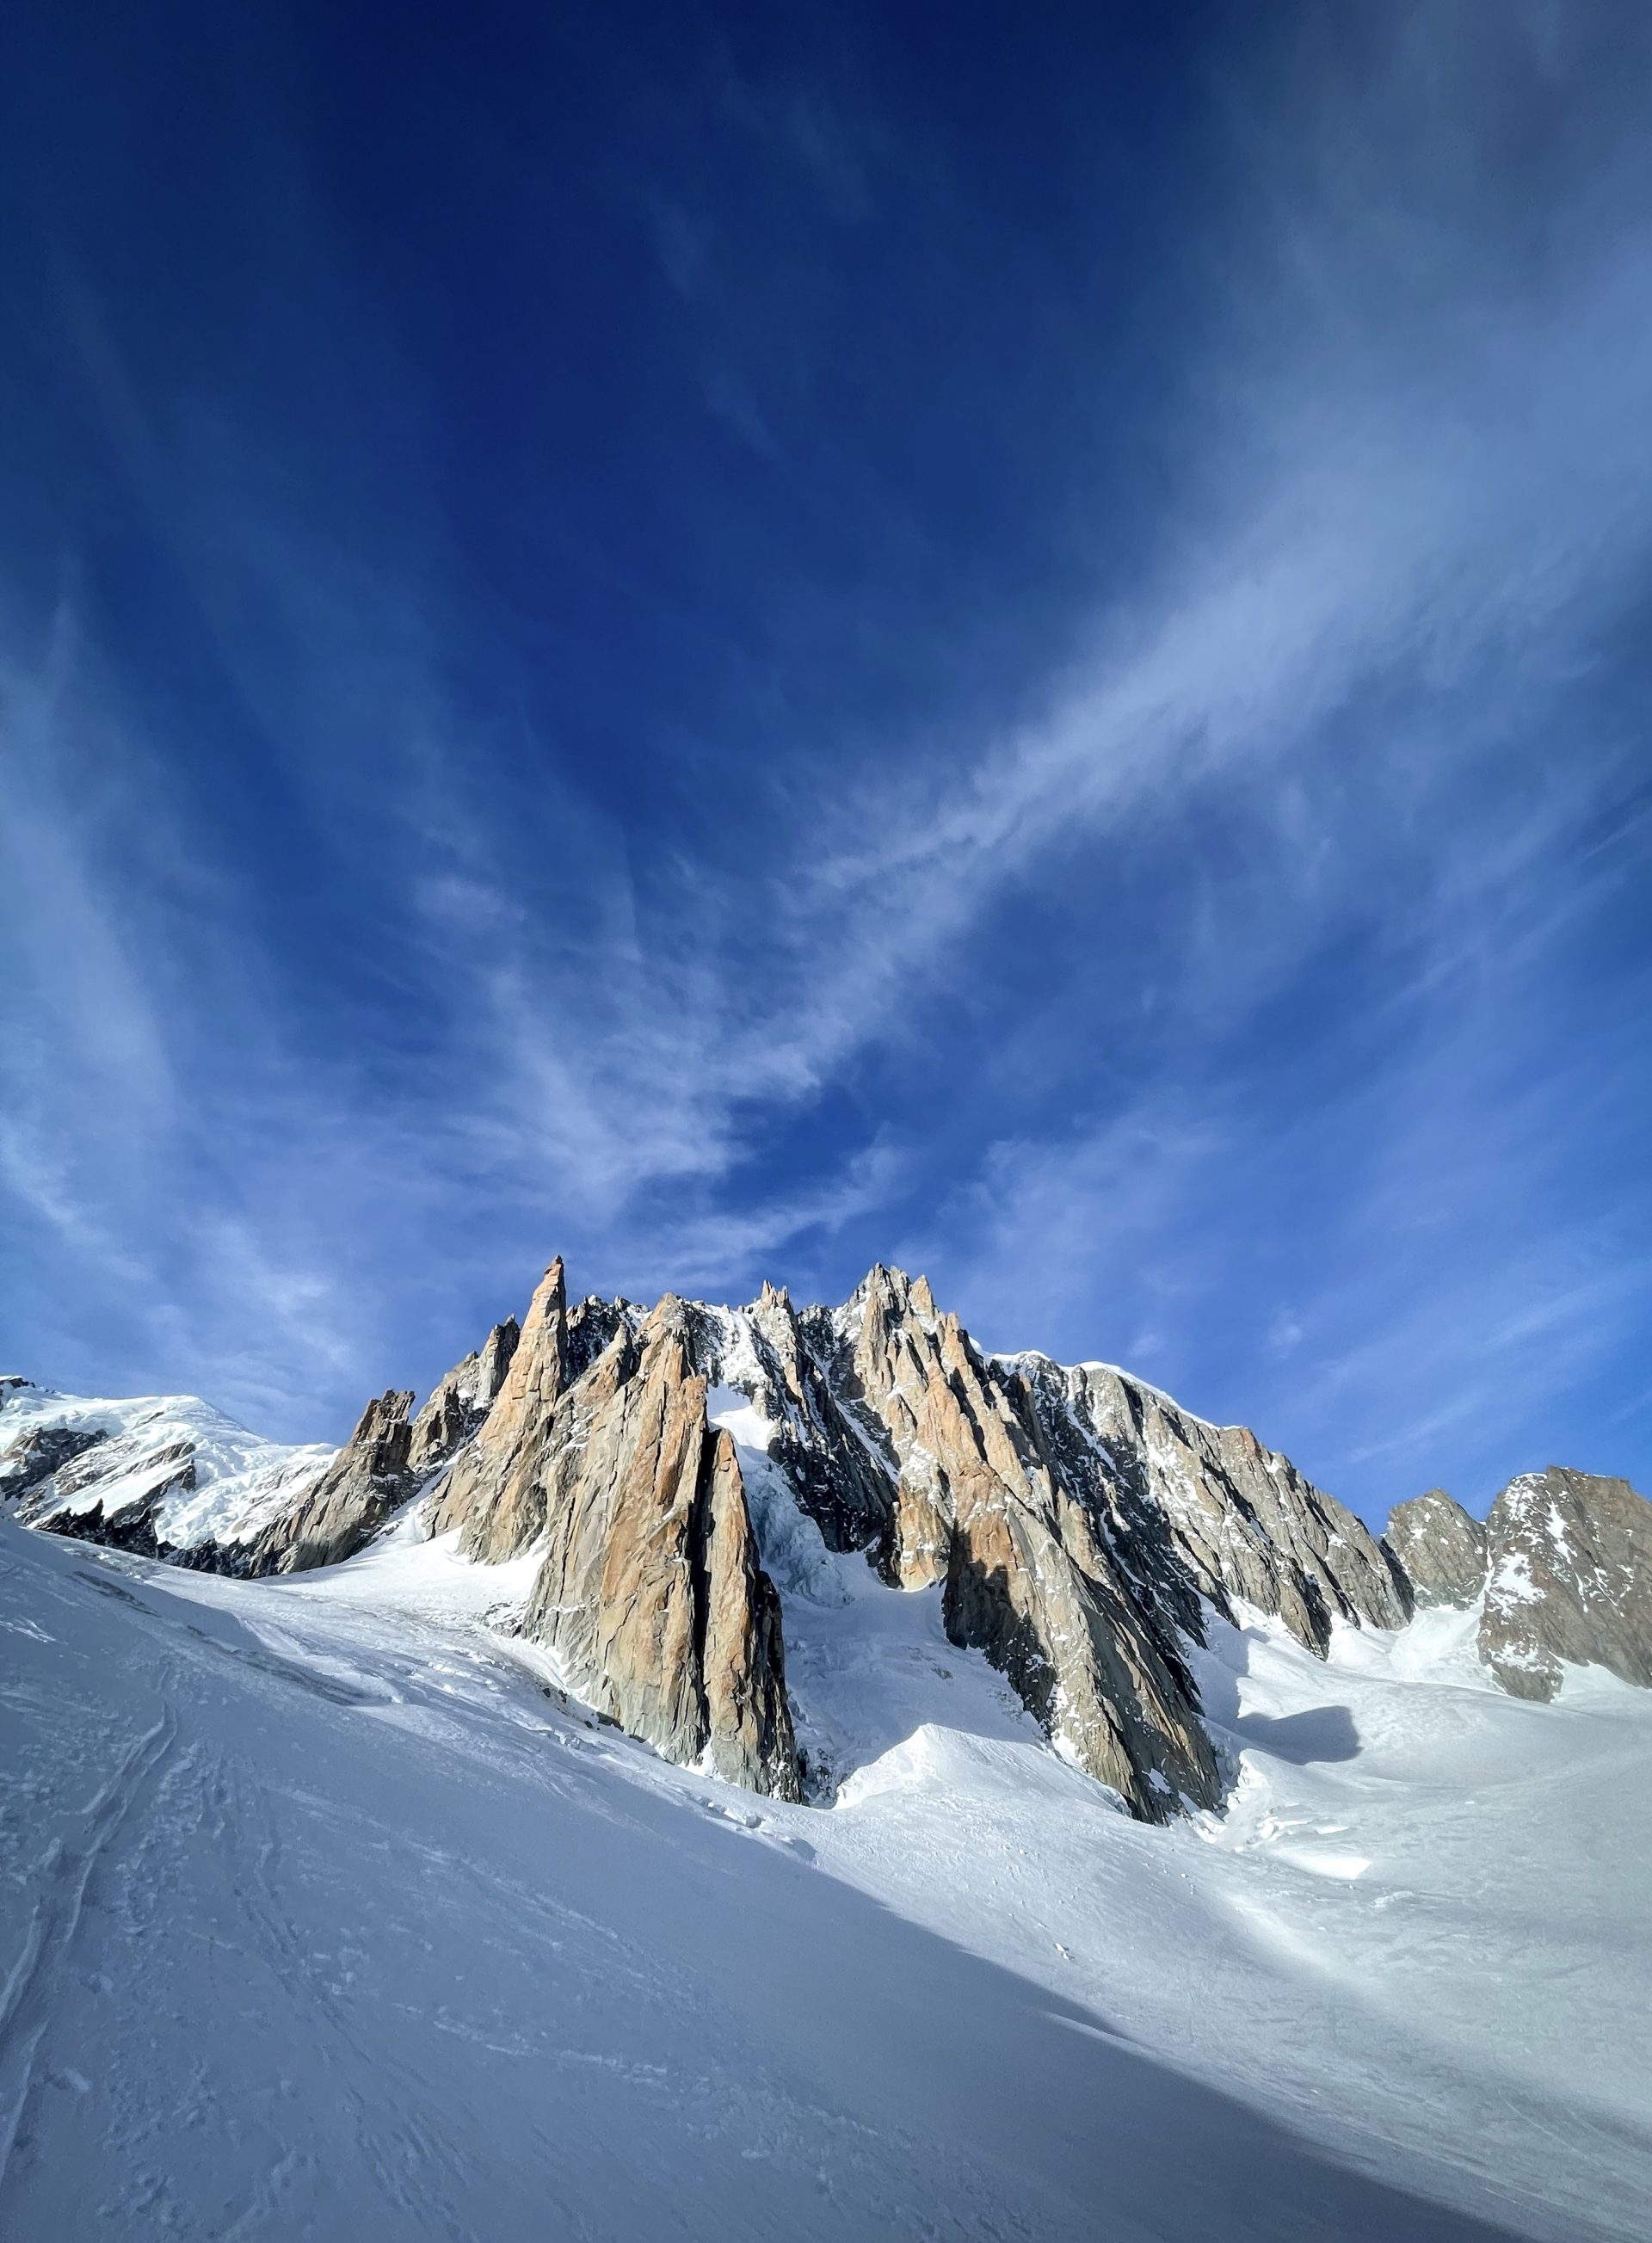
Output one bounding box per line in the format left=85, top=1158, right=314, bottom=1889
left=0, top=1377, right=333, bottom=1559
left=5, top=1274, right=1652, bottom=2240
left=7, top=1261, right=1649, bottom=1823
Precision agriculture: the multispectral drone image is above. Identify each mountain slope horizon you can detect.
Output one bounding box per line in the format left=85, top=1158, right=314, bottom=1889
left=9, top=1254, right=1649, bottom=1824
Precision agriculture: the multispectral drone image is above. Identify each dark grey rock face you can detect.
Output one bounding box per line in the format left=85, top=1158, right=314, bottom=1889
left=735, top=1284, right=895, bottom=1554
left=2, top=1385, right=334, bottom=1574
left=817, top=1267, right=1222, bottom=1821
left=0, top=1424, right=108, bottom=1504
left=1383, top=1491, right=1488, bottom=1610
left=1020, top=1357, right=1410, bottom=1653
left=1478, top=1468, right=1652, bottom=1700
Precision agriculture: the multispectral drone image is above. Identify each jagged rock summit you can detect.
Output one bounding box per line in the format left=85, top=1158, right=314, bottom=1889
left=1477, top=1467, right=1652, bottom=1700
left=1383, top=1489, right=1488, bottom=1610
left=1384, top=1470, right=1652, bottom=1702
left=7, top=1264, right=1651, bottom=1815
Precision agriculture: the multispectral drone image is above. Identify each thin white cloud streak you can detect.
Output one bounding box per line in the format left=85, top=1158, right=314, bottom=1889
left=94, top=4, right=1652, bottom=1229
left=0, top=588, right=901, bottom=1427
left=393, top=9, right=1652, bottom=1254
left=420, top=171, right=1652, bottom=1233
left=6, top=3, right=1651, bottom=1458
left=774, top=246, right=1652, bottom=1075
left=0, top=595, right=451, bottom=1427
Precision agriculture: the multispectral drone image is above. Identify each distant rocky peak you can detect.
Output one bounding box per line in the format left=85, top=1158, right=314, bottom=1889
left=1479, top=1466, right=1652, bottom=1700
left=15, top=1252, right=1652, bottom=1821
left=1382, top=1489, right=1486, bottom=1611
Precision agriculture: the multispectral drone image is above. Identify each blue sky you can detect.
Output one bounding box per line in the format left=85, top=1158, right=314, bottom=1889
left=3, top=1, right=1649, bottom=1525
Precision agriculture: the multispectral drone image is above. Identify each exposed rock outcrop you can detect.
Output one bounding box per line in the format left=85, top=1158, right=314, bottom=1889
left=823, top=1267, right=1220, bottom=1819
left=1041, top=1360, right=1410, bottom=1650
left=1383, top=1490, right=1487, bottom=1610
left=1, top=1422, right=109, bottom=1505
left=3, top=1384, right=334, bottom=1569
left=740, top=1283, right=894, bottom=1553
left=408, top=1317, right=520, bottom=1476
left=16, top=1259, right=1651, bottom=1815
left=516, top=1299, right=799, bottom=1799
left=1479, top=1468, right=1652, bottom=1700
left=250, top=1390, right=416, bottom=1574
left=425, top=1261, right=570, bottom=1558
left=29, top=1427, right=197, bottom=1526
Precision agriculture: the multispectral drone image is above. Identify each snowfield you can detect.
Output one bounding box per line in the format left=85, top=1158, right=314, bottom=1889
left=2, top=1512, right=1649, bottom=2241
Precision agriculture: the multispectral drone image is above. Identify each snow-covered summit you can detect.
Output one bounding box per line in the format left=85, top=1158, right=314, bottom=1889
left=0, top=1380, right=333, bottom=1556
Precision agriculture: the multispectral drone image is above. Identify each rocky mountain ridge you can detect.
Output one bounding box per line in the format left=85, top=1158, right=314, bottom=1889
left=6, top=1266, right=1649, bottom=1813
left=1387, top=1470, right=1652, bottom=1701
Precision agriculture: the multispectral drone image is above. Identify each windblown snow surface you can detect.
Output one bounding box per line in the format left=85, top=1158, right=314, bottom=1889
left=2, top=1507, right=1649, bottom=2241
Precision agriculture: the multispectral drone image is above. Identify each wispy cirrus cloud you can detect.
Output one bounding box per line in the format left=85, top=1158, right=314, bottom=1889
left=3, top=2, right=1649, bottom=1515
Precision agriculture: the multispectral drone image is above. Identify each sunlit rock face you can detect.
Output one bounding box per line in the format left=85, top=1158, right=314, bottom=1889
left=425, top=1259, right=570, bottom=1559
left=407, top=1317, right=520, bottom=1479
left=1478, top=1468, right=1652, bottom=1701
left=250, top=1388, right=417, bottom=1575
left=417, top=1260, right=1411, bottom=1819
left=515, top=1298, right=799, bottom=1801
left=249, top=1316, right=523, bottom=1576
left=1383, top=1489, right=1487, bottom=1611
left=12, top=1261, right=1651, bottom=1811
left=812, top=1266, right=1221, bottom=1819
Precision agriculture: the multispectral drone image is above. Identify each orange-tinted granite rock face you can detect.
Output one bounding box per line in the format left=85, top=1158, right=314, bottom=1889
left=251, top=1388, right=416, bottom=1575
left=516, top=1300, right=798, bottom=1800
left=425, top=1260, right=569, bottom=1554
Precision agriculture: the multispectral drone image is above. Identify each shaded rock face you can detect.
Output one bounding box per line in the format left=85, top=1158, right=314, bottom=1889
left=797, top=1266, right=1415, bottom=1816
left=1383, top=1491, right=1488, bottom=1610
left=33, top=1482, right=253, bottom=1574
left=31, top=1437, right=198, bottom=1563
left=742, top=1283, right=895, bottom=1553
left=817, top=1268, right=1221, bottom=1819
left=1035, top=1359, right=1410, bottom=1653
left=1479, top=1469, right=1652, bottom=1701
left=1, top=1424, right=108, bottom=1505
left=28, top=1429, right=196, bottom=1525
left=3, top=1390, right=333, bottom=1574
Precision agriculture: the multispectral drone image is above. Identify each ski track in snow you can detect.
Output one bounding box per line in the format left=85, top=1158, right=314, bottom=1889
left=1, top=1519, right=1649, bottom=2242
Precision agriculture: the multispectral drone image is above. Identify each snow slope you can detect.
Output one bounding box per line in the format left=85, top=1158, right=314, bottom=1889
left=3, top=1516, right=1649, bottom=2240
